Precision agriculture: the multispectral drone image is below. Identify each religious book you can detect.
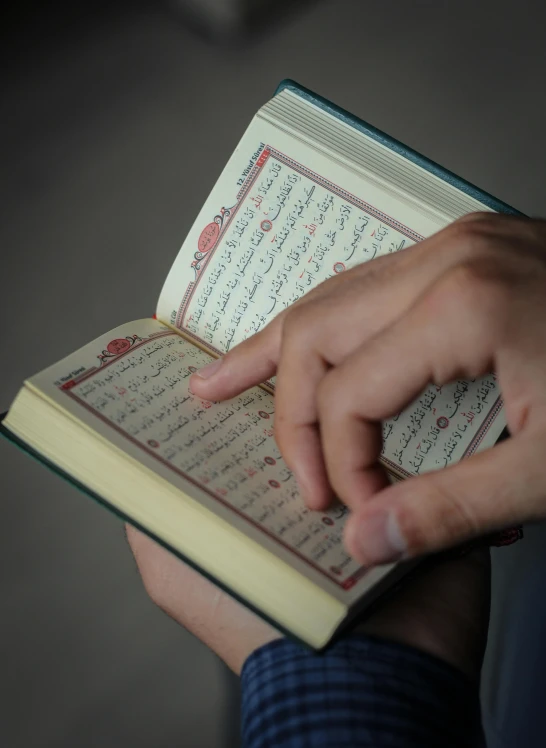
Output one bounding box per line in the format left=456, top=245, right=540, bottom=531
left=0, top=80, right=518, bottom=649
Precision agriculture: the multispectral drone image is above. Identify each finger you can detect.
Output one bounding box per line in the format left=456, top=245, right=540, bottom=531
left=188, top=216, right=493, bottom=402
left=125, top=526, right=279, bottom=673
left=187, top=257, right=364, bottom=401
left=189, top=312, right=284, bottom=400
left=317, top=399, right=390, bottom=512
left=271, top=277, right=419, bottom=509
left=308, top=259, right=546, bottom=560
left=273, top=296, right=391, bottom=510
left=264, top=219, right=507, bottom=507
left=316, top=259, right=510, bottom=511
left=281, top=420, right=334, bottom=511
left=193, top=216, right=527, bottom=514
left=273, top=307, right=333, bottom=509
left=344, top=433, right=545, bottom=565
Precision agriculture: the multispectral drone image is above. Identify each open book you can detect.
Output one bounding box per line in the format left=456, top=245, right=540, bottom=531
left=1, top=81, right=515, bottom=649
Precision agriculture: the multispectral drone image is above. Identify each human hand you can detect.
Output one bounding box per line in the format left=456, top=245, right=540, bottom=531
left=125, top=525, right=280, bottom=675
left=126, top=526, right=490, bottom=679
left=190, top=214, right=546, bottom=565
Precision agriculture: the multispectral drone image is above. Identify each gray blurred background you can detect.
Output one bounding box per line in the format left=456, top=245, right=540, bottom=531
left=2, top=1, right=546, bottom=746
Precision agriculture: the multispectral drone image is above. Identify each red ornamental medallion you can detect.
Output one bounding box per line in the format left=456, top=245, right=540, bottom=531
left=198, top=222, right=220, bottom=253
left=268, top=479, right=280, bottom=489
left=188, top=366, right=197, bottom=373
left=264, top=456, right=276, bottom=466
left=260, top=219, right=273, bottom=232
left=258, top=411, right=270, bottom=419
left=322, top=517, right=334, bottom=526
left=107, top=338, right=131, bottom=355
left=333, top=262, right=346, bottom=274
left=436, top=416, right=449, bottom=429
left=147, top=439, right=160, bottom=448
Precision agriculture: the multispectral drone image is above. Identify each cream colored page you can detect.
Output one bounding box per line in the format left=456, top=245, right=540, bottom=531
left=381, top=377, right=504, bottom=478
left=31, top=319, right=367, bottom=595
left=157, top=117, right=442, bottom=342
left=157, top=116, right=505, bottom=479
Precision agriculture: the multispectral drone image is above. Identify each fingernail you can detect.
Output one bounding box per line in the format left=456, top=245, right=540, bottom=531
left=356, top=510, right=408, bottom=565
left=194, top=358, right=223, bottom=380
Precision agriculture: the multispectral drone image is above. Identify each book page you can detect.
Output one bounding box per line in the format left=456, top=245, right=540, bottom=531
left=157, top=116, right=442, bottom=349
left=30, top=319, right=379, bottom=601
left=157, top=114, right=505, bottom=480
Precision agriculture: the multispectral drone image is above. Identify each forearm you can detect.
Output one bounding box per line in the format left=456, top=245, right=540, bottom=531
left=241, top=634, right=485, bottom=748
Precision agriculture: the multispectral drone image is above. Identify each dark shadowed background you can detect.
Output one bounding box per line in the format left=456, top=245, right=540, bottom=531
left=2, top=1, right=546, bottom=746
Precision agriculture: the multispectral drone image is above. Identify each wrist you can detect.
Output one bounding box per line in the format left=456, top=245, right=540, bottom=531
left=353, top=550, right=490, bottom=679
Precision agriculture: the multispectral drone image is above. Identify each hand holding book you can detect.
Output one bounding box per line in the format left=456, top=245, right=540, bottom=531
left=127, top=523, right=491, bottom=679
left=1, top=82, right=526, bottom=647
left=191, top=213, right=546, bottom=565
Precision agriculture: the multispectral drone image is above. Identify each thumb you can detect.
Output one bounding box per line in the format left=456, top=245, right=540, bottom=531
left=344, top=433, right=545, bottom=565
left=189, top=313, right=284, bottom=401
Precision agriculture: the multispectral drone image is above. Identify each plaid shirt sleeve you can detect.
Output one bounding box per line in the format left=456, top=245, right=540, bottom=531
left=241, top=634, right=485, bottom=748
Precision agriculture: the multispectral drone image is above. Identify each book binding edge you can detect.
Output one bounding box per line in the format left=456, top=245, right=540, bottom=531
left=0, top=412, right=322, bottom=650
left=275, top=79, right=524, bottom=218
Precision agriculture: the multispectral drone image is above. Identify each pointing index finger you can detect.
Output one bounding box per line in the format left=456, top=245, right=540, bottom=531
left=189, top=314, right=284, bottom=401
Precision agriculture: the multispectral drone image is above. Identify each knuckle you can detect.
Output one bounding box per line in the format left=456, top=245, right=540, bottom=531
left=433, top=481, right=480, bottom=536
left=452, top=211, right=494, bottom=228
left=282, top=303, right=313, bottom=339
left=524, top=218, right=546, bottom=248
left=394, top=505, right=429, bottom=554
left=434, top=261, right=511, bottom=333
left=447, top=214, right=541, bottom=268
left=280, top=301, right=328, bottom=362
left=445, top=213, right=501, bottom=255
left=444, top=261, right=494, bottom=299
left=397, top=481, right=478, bottom=554
left=424, top=263, right=511, bottom=377
left=316, top=369, right=342, bottom=417
left=445, top=224, right=481, bottom=252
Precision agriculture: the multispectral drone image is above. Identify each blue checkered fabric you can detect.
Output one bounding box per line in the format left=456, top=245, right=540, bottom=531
left=241, top=634, right=484, bottom=747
